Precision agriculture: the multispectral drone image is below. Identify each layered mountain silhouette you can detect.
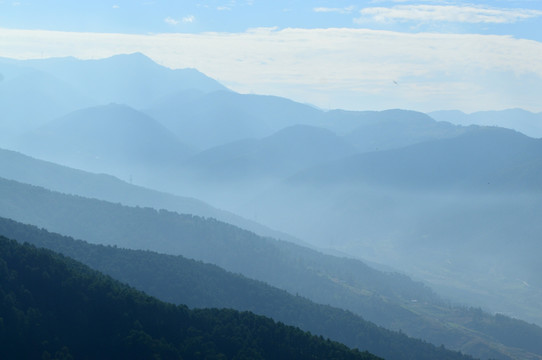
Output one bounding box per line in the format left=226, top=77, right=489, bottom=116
left=0, top=217, right=484, bottom=360
left=240, top=126, right=542, bottom=325
left=180, top=124, right=357, bottom=190
left=0, top=53, right=225, bottom=145
left=290, top=126, right=542, bottom=192
left=145, top=90, right=324, bottom=149
left=0, top=68, right=92, bottom=140
left=0, top=146, right=303, bottom=245
left=2, top=53, right=542, bottom=360
left=338, top=109, right=469, bottom=152
left=2, top=177, right=542, bottom=359
left=429, top=108, right=542, bottom=139
left=13, top=103, right=194, bottom=182
left=18, top=52, right=226, bottom=108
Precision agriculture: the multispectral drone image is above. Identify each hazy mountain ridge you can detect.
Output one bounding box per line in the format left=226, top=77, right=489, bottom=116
left=429, top=109, right=542, bottom=138
left=0, top=53, right=225, bottom=145
left=13, top=103, right=195, bottom=182
left=17, top=52, right=227, bottom=108
left=0, top=146, right=306, bottom=246
left=240, top=126, right=542, bottom=326
left=0, top=68, right=93, bottom=141
left=289, top=126, right=542, bottom=192
left=1, top=177, right=542, bottom=359
left=173, top=124, right=359, bottom=205
left=144, top=89, right=325, bottom=149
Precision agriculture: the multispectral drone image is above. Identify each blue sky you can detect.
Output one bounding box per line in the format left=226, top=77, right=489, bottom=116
left=1, top=0, right=542, bottom=112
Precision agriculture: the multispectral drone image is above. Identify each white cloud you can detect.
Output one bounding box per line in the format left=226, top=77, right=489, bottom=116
left=164, top=17, right=179, bottom=25
left=356, top=5, right=542, bottom=24
left=182, top=15, right=195, bottom=23
left=314, top=6, right=355, bottom=14
left=0, top=27, right=541, bottom=112
left=112, top=5, right=120, bottom=9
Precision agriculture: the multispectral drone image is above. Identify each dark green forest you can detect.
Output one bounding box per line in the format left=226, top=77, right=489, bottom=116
left=0, top=216, right=476, bottom=360
left=0, top=235, right=380, bottom=360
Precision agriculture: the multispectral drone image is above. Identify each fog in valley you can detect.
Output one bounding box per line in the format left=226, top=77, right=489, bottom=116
left=1, top=1, right=542, bottom=360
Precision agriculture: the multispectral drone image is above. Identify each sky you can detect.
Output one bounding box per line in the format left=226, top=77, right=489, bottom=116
left=1, top=0, right=542, bottom=113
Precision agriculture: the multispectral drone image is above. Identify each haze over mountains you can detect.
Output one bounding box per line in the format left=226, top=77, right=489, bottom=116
left=1, top=53, right=541, bottom=360
left=430, top=109, right=542, bottom=139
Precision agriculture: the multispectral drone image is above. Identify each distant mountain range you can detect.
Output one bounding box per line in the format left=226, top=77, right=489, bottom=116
left=144, top=90, right=324, bottom=149
left=290, top=126, right=542, bottom=192
left=241, top=126, right=542, bottom=325
left=5, top=52, right=226, bottom=108
left=429, top=108, right=542, bottom=139
left=13, top=103, right=194, bottom=181
left=0, top=53, right=225, bottom=141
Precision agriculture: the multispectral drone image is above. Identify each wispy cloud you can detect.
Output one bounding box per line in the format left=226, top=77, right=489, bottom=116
left=164, top=17, right=179, bottom=25
left=356, top=5, right=542, bottom=24
left=314, top=6, right=355, bottom=14
left=182, top=15, right=195, bottom=23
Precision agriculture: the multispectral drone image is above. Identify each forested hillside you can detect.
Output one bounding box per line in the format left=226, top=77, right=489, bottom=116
left=0, top=216, right=478, bottom=360
left=0, top=235, right=380, bottom=360
left=2, top=178, right=542, bottom=359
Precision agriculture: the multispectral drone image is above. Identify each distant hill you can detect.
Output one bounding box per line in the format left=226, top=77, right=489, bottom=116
left=291, top=126, right=542, bottom=192
left=0, top=147, right=304, bottom=246
left=185, top=125, right=357, bottom=179
left=0, top=217, right=479, bottom=360
left=0, top=68, right=92, bottom=141
left=145, top=90, right=324, bottom=149
left=241, top=126, right=542, bottom=326
left=1, top=177, right=541, bottom=360
left=0, top=235, right=378, bottom=360
left=0, top=53, right=226, bottom=146
left=16, top=52, right=227, bottom=109
left=176, top=125, right=358, bottom=204
left=339, top=109, right=469, bottom=152
left=13, top=103, right=194, bottom=182
left=429, top=108, right=542, bottom=139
